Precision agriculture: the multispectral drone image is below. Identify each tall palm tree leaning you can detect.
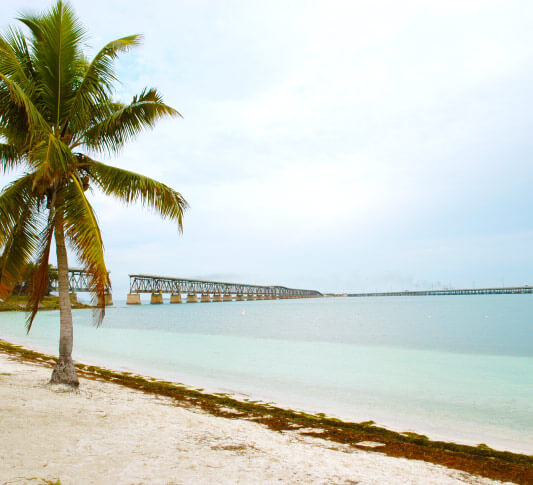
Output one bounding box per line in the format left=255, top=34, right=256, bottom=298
left=0, top=1, right=187, bottom=386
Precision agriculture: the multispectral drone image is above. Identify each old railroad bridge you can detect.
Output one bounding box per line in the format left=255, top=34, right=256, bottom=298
left=51, top=269, right=322, bottom=304
left=126, top=274, right=322, bottom=304
left=53, top=269, right=530, bottom=305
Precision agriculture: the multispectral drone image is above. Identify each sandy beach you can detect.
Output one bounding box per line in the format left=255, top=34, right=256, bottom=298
left=0, top=353, right=512, bottom=485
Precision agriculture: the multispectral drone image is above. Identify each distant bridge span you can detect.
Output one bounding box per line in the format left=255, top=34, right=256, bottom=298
left=348, top=286, right=532, bottom=297
left=127, top=274, right=322, bottom=304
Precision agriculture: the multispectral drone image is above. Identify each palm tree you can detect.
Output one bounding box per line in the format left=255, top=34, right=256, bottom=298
left=0, top=1, right=187, bottom=386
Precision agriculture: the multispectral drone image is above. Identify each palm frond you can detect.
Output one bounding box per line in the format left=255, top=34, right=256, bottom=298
left=4, top=27, right=34, bottom=78
left=81, top=88, right=182, bottom=154
left=0, top=173, right=36, bottom=248
left=0, top=189, right=42, bottom=300
left=0, top=29, right=32, bottom=88
left=67, top=35, right=142, bottom=133
left=20, top=0, right=86, bottom=127
left=0, top=73, right=48, bottom=134
left=16, top=10, right=45, bottom=42
left=62, top=176, right=109, bottom=323
left=25, top=211, right=55, bottom=331
left=82, top=157, right=188, bottom=230
left=0, top=143, right=24, bottom=173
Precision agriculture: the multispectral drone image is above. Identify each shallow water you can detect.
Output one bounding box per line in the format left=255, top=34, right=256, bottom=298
left=0, top=295, right=531, bottom=453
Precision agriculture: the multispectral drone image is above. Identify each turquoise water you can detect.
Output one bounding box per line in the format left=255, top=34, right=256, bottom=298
left=0, top=295, right=531, bottom=453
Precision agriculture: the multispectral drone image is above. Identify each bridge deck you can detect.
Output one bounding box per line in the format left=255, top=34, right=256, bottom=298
left=348, top=287, right=532, bottom=297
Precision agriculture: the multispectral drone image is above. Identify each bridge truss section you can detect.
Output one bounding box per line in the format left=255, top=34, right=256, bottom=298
left=128, top=274, right=322, bottom=298
left=49, top=268, right=111, bottom=293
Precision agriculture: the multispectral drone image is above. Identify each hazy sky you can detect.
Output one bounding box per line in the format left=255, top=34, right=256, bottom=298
left=1, top=0, right=532, bottom=295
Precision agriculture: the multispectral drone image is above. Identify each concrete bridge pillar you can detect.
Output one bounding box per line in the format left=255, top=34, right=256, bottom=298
left=236, top=294, right=245, bottom=301
left=70, top=292, right=78, bottom=303
left=127, top=293, right=141, bottom=304
left=223, top=294, right=233, bottom=302
left=265, top=295, right=273, bottom=300
left=187, top=293, right=198, bottom=303
left=212, top=293, right=222, bottom=302
left=170, top=293, right=182, bottom=303
left=247, top=294, right=255, bottom=300
left=256, top=294, right=264, bottom=300
left=151, top=292, right=164, bottom=304
left=201, top=294, right=211, bottom=303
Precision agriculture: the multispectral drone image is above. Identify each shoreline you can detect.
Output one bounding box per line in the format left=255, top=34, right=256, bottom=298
left=3, top=323, right=530, bottom=456
left=72, top=351, right=532, bottom=455
left=1, top=338, right=531, bottom=484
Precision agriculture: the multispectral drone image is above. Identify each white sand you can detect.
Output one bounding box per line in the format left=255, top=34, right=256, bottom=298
left=0, top=354, right=508, bottom=485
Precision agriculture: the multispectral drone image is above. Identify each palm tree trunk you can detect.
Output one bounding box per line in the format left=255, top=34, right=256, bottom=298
left=50, top=212, right=79, bottom=387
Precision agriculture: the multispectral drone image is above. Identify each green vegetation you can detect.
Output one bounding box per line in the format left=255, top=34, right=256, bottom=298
left=0, top=262, right=58, bottom=300
left=1, top=339, right=531, bottom=485
left=0, top=1, right=187, bottom=385
left=0, top=294, right=91, bottom=312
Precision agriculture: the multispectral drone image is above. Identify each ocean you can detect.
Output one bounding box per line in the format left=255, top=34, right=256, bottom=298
left=0, top=295, right=531, bottom=453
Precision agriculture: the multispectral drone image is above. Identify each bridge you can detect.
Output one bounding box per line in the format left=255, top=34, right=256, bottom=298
left=127, top=274, right=322, bottom=304
left=49, top=268, right=113, bottom=305
left=348, top=286, right=532, bottom=297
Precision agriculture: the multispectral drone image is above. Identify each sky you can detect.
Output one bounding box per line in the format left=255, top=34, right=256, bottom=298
left=1, top=0, right=532, bottom=296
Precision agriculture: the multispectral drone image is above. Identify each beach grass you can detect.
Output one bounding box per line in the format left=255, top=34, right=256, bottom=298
left=1, top=338, right=531, bottom=485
